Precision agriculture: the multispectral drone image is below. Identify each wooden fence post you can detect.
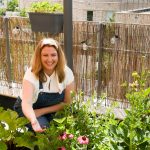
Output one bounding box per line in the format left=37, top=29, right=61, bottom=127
left=4, top=17, right=11, bottom=85
left=97, top=23, right=104, bottom=97
left=63, top=0, right=73, bottom=70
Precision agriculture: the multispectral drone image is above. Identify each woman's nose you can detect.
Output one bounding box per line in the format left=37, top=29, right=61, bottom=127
left=48, top=55, right=52, bottom=61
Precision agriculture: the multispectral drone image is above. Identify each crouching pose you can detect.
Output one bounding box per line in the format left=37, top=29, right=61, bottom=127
left=14, top=38, right=74, bottom=132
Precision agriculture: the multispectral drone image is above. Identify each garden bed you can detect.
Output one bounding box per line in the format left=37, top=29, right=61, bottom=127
left=0, top=71, right=149, bottom=149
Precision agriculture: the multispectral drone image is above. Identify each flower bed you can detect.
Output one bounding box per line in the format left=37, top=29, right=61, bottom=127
left=0, top=71, right=150, bottom=150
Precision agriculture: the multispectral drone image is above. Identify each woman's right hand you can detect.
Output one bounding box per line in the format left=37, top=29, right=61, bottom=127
left=31, top=120, right=45, bottom=132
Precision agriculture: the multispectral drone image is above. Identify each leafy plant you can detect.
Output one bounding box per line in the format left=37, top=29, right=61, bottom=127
left=109, top=71, right=150, bottom=150
left=24, top=91, right=119, bottom=150
left=20, top=8, right=27, bottom=17
left=7, top=0, right=19, bottom=11
left=29, top=1, right=63, bottom=13
left=0, top=107, right=30, bottom=150
left=0, top=71, right=149, bottom=150
left=0, top=8, right=6, bottom=16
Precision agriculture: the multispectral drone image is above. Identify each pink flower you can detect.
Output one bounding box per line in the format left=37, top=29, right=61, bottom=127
left=77, top=136, right=89, bottom=145
left=57, top=147, right=66, bottom=150
left=67, top=134, right=74, bottom=139
left=59, top=132, right=67, bottom=140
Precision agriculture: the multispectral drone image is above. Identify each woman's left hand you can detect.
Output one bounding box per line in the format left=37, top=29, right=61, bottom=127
left=31, top=120, right=45, bottom=132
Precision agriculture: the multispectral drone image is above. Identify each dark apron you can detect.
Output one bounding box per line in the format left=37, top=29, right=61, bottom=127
left=14, top=81, right=65, bottom=129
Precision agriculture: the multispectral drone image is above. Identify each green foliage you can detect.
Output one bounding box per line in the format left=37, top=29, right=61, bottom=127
left=0, top=8, right=6, bottom=16
left=0, top=71, right=149, bottom=149
left=29, top=1, right=63, bottom=13
left=109, top=71, right=150, bottom=150
left=0, top=107, right=30, bottom=150
left=20, top=8, right=27, bottom=17
left=7, top=0, right=19, bottom=11
left=26, top=91, right=119, bottom=150
left=14, top=132, right=35, bottom=150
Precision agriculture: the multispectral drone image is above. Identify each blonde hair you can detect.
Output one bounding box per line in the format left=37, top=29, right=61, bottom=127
left=31, top=38, right=66, bottom=83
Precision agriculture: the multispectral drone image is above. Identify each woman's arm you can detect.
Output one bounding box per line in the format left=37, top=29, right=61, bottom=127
left=34, top=81, right=74, bottom=118
left=21, top=79, right=44, bottom=132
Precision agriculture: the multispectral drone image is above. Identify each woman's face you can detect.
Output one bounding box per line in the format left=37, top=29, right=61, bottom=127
left=41, top=46, right=58, bottom=76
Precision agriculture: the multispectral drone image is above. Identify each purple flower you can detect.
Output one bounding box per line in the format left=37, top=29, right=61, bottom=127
left=77, top=136, right=89, bottom=145
left=67, top=134, right=74, bottom=139
left=59, top=132, right=67, bottom=140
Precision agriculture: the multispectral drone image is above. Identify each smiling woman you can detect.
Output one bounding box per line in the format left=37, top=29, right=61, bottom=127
left=13, top=38, right=75, bottom=132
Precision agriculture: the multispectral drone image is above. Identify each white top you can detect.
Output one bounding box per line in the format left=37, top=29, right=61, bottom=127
left=20, top=66, right=74, bottom=103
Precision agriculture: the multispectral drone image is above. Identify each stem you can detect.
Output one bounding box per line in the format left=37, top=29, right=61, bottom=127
left=129, top=126, right=133, bottom=150
left=129, top=105, right=135, bottom=150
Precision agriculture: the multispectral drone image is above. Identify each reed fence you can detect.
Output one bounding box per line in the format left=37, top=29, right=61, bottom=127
left=0, top=17, right=149, bottom=108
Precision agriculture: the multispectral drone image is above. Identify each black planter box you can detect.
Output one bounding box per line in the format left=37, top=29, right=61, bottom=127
left=29, top=12, right=63, bottom=34
left=0, top=94, right=16, bottom=110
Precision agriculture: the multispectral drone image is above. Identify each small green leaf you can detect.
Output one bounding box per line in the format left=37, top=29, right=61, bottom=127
left=53, top=117, right=66, bottom=124
left=0, top=141, right=7, bottom=150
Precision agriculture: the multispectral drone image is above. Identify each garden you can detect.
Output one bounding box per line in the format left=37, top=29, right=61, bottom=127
left=0, top=1, right=150, bottom=150
left=0, top=71, right=149, bottom=150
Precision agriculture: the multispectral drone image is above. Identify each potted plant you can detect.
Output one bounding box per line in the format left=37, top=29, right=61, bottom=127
left=28, top=1, right=63, bottom=34
left=5, top=0, right=20, bottom=17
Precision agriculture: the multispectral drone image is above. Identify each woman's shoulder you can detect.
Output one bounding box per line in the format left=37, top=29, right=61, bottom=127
left=24, top=67, right=34, bottom=77
left=64, top=65, right=74, bottom=84
left=24, top=67, right=38, bottom=84
left=65, top=65, right=73, bottom=74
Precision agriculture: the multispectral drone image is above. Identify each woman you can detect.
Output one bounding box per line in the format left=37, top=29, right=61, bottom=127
left=14, top=38, right=74, bottom=132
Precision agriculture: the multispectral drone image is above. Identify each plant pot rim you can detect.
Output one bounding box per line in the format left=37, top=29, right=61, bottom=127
left=28, top=12, right=63, bottom=15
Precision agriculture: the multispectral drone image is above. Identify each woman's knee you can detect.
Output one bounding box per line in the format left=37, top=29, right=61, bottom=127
left=37, top=116, right=50, bottom=128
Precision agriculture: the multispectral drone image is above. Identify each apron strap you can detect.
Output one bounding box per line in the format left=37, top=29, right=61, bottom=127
left=39, top=81, right=43, bottom=89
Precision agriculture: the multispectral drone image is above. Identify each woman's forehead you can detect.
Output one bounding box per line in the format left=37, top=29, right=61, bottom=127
left=41, top=46, right=58, bottom=53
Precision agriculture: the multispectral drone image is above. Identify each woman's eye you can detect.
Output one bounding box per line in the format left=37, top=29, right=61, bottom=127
left=52, top=54, right=57, bottom=57
left=43, top=54, right=48, bottom=57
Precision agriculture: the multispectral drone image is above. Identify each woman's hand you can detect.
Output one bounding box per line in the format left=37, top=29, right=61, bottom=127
left=31, top=120, right=45, bottom=133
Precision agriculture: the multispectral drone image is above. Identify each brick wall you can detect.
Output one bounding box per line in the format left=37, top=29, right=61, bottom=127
left=115, top=12, right=150, bottom=24
left=73, top=0, right=121, bottom=21
left=19, top=0, right=149, bottom=22
left=19, top=0, right=63, bottom=10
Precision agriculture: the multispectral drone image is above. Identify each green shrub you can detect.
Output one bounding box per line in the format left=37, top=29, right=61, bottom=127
left=0, top=71, right=149, bottom=150
left=29, top=1, right=63, bottom=13
left=0, top=8, right=6, bottom=16
left=20, top=8, right=27, bottom=17
left=7, top=0, right=18, bottom=11
left=109, top=71, right=150, bottom=149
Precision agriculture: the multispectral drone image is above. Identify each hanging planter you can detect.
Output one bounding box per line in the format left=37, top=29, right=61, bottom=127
left=29, top=12, right=63, bottom=33
left=28, top=1, right=63, bottom=34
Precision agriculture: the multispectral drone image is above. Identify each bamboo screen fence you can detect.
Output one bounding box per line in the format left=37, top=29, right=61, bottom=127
left=0, top=17, right=149, bottom=108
